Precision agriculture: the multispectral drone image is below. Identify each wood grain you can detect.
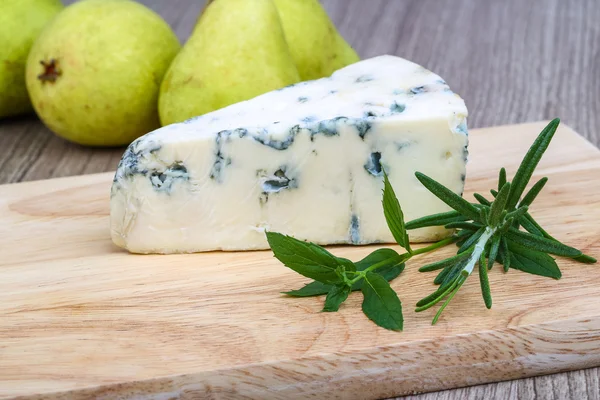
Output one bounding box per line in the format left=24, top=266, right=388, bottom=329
left=1, top=122, right=599, bottom=400
left=1, top=0, right=599, bottom=398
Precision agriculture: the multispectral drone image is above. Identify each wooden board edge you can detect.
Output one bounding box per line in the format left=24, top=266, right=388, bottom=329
left=10, top=315, right=600, bottom=400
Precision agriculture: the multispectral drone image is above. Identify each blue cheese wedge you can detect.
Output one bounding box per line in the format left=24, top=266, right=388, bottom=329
left=110, top=55, right=468, bottom=254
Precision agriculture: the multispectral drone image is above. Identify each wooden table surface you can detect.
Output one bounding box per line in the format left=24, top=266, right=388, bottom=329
left=1, top=0, right=598, bottom=399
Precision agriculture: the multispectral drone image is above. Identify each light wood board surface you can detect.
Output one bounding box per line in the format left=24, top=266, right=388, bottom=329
left=2, top=1, right=600, bottom=398
left=0, top=121, right=599, bottom=399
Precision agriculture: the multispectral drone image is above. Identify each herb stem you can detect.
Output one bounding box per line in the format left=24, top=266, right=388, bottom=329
left=348, top=236, right=459, bottom=286
left=463, top=227, right=496, bottom=275
left=348, top=257, right=403, bottom=285
left=411, top=236, right=458, bottom=256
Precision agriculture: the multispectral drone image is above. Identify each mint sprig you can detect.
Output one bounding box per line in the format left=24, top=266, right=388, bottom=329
left=267, top=119, right=596, bottom=330
left=281, top=248, right=406, bottom=297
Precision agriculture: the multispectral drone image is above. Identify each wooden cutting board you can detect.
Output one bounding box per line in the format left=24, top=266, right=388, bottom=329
left=1, top=121, right=599, bottom=400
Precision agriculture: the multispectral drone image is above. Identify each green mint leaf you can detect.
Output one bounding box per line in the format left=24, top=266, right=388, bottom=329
left=505, top=228, right=582, bottom=258
left=284, top=249, right=406, bottom=297
left=361, top=272, right=403, bottom=331
left=498, top=167, right=507, bottom=191
left=355, top=249, right=405, bottom=270
left=382, top=170, right=411, bottom=252
left=415, top=172, right=481, bottom=221
left=406, top=210, right=468, bottom=230
left=352, top=249, right=406, bottom=290
left=519, top=177, right=548, bottom=207
left=355, top=248, right=407, bottom=273
left=478, top=253, right=492, bottom=309
left=490, top=189, right=498, bottom=198
left=573, top=254, right=598, bottom=263
left=338, top=257, right=357, bottom=273
left=322, top=285, right=351, bottom=312
left=266, top=232, right=348, bottom=284
left=488, top=182, right=511, bottom=226
left=488, top=233, right=501, bottom=270
left=282, top=281, right=332, bottom=297
left=507, top=241, right=561, bottom=279
left=506, top=119, right=560, bottom=210
left=370, top=264, right=405, bottom=285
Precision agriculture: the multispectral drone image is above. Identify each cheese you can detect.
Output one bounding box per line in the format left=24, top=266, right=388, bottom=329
left=110, top=55, right=469, bottom=254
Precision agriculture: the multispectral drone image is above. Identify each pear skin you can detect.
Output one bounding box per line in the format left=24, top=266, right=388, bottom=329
left=159, top=0, right=300, bottom=126
left=25, top=0, right=180, bottom=146
left=273, top=0, right=360, bottom=80
left=0, top=0, right=63, bottom=118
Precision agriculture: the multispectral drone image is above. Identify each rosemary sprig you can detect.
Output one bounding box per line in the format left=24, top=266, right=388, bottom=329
left=411, top=118, right=595, bottom=323
left=266, top=118, right=596, bottom=330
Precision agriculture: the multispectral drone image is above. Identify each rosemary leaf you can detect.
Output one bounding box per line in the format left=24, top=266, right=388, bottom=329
left=432, top=274, right=468, bottom=324
left=415, top=274, right=462, bottom=312
left=444, top=221, right=484, bottom=231
left=488, top=182, right=511, bottom=226
left=473, top=193, right=492, bottom=206
left=479, top=253, right=492, bottom=309
left=439, top=263, right=466, bottom=287
left=498, top=167, right=507, bottom=191
left=501, top=238, right=511, bottom=271
left=505, top=206, right=529, bottom=222
left=405, top=210, right=468, bottom=230
left=478, top=207, right=490, bottom=223
left=487, top=234, right=500, bottom=270
left=505, top=229, right=582, bottom=257
left=419, top=250, right=472, bottom=272
left=520, top=213, right=545, bottom=236
left=457, top=227, right=485, bottom=253
left=523, top=214, right=596, bottom=263
left=519, top=177, right=548, bottom=207
left=506, top=118, right=560, bottom=210
left=415, top=172, right=481, bottom=221
left=433, top=263, right=456, bottom=285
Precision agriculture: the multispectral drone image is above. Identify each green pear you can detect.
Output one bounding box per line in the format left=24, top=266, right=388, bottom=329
left=25, top=0, right=180, bottom=146
left=0, top=0, right=63, bottom=118
left=159, top=0, right=300, bottom=126
left=273, top=0, right=360, bottom=80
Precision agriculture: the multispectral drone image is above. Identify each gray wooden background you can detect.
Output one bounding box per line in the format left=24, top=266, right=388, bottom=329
left=1, top=0, right=599, bottom=399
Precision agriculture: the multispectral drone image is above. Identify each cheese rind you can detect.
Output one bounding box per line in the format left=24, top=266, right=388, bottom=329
left=110, top=55, right=469, bottom=254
